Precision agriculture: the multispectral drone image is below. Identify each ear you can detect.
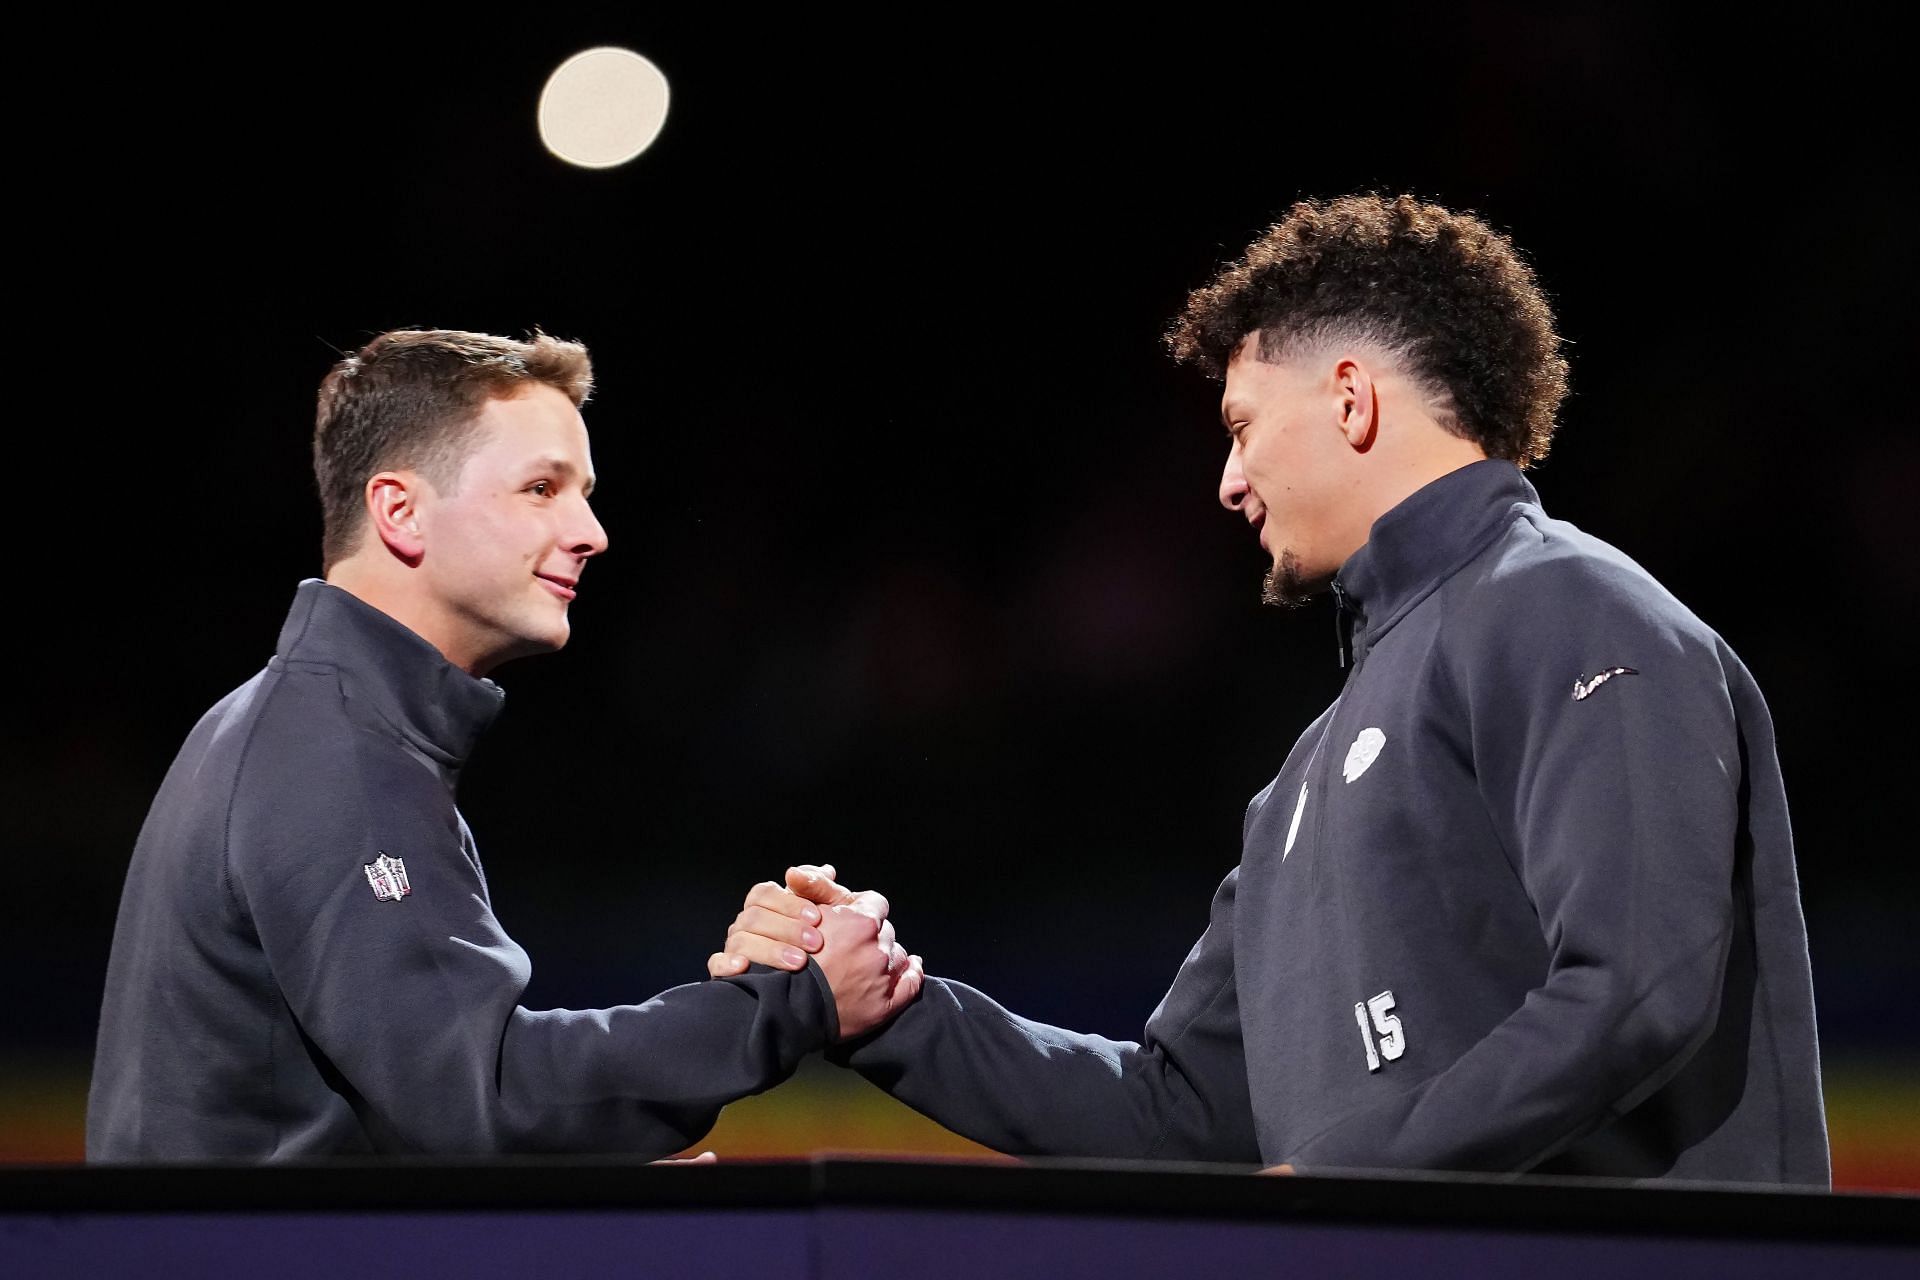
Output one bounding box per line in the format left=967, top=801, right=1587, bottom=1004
left=364, top=471, right=428, bottom=564
left=1333, top=357, right=1378, bottom=452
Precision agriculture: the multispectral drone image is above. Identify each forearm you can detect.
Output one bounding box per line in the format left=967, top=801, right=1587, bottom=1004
left=834, top=977, right=1259, bottom=1164
left=491, top=966, right=836, bottom=1153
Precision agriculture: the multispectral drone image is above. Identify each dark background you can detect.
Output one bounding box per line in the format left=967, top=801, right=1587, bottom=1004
left=7, top=8, right=1914, bottom=1159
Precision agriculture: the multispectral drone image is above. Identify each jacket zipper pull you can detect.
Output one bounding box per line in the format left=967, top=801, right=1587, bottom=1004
left=1332, top=581, right=1354, bottom=670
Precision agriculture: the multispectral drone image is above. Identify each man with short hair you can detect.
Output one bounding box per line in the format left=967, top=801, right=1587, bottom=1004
left=89, top=329, right=921, bottom=1160
left=716, top=196, right=1829, bottom=1184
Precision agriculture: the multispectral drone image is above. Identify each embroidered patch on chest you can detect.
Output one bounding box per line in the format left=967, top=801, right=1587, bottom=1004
left=1343, top=728, right=1386, bottom=783
left=1572, top=667, right=1638, bottom=701
left=364, top=853, right=412, bottom=902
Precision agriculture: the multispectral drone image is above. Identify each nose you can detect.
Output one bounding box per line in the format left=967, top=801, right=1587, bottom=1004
left=568, top=499, right=609, bottom=558
left=1219, top=444, right=1249, bottom=512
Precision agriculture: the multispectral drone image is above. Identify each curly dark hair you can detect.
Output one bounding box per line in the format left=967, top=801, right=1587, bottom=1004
left=1167, top=194, right=1567, bottom=468
left=313, top=329, right=594, bottom=571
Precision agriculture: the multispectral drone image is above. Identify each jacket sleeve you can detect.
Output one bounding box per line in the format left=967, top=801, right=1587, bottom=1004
left=1288, top=559, right=1743, bottom=1172
left=831, top=868, right=1261, bottom=1164
left=231, top=709, right=833, bottom=1156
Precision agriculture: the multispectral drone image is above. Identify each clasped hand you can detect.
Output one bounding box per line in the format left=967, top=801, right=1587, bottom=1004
left=708, top=863, right=923, bottom=1041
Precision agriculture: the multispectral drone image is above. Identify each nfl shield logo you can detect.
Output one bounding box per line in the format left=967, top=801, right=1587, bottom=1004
left=363, top=853, right=412, bottom=902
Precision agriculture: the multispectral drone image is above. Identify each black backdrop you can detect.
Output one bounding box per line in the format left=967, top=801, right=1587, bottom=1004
left=9, top=9, right=1914, bottom=1112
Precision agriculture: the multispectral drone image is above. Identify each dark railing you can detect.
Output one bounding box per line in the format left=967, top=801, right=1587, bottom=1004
left=5, top=1156, right=1915, bottom=1277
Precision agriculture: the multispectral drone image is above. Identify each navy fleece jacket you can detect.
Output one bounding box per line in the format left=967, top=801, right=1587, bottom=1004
left=89, top=580, right=834, bottom=1159
left=835, top=460, right=1828, bottom=1185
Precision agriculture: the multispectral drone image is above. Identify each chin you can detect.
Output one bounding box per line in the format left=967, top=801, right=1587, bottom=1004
left=524, top=605, right=572, bottom=649
left=1262, top=548, right=1331, bottom=609
left=526, top=622, right=570, bottom=652
left=489, top=624, right=571, bottom=671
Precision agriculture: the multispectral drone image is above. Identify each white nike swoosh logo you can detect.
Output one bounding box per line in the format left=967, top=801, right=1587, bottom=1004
left=1573, top=667, right=1638, bottom=701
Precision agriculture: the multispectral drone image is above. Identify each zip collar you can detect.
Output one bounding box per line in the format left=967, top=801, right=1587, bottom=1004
left=1330, top=459, right=1541, bottom=667
left=272, top=579, right=506, bottom=770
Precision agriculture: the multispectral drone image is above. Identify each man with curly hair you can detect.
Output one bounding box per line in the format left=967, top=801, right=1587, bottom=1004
left=716, top=197, right=1828, bottom=1184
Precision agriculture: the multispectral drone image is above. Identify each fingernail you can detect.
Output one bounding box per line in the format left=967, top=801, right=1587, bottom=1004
left=802, top=906, right=821, bottom=924
left=802, top=928, right=822, bottom=950
left=782, top=947, right=806, bottom=968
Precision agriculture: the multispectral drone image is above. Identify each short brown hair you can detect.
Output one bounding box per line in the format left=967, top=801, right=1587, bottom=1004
left=313, top=329, right=594, bottom=570
left=1168, top=194, right=1567, bottom=468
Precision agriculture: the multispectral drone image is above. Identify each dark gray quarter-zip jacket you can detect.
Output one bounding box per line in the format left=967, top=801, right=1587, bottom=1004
left=88, top=580, right=834, bottom=1160
left=837, top=460, right=1829, bottom=1184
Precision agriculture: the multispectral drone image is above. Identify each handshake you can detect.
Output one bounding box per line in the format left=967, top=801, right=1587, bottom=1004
left=706, top=863, right=924, bottom=1041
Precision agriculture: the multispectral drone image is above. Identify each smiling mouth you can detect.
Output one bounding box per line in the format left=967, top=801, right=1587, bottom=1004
left=535, top=573, right=578, bottom=601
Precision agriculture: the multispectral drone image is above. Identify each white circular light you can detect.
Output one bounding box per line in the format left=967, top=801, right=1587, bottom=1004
left=538, top=47, right=670, bottom=169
